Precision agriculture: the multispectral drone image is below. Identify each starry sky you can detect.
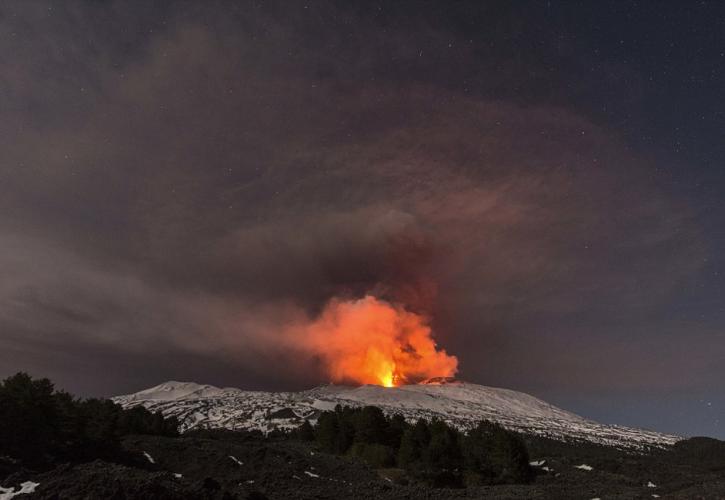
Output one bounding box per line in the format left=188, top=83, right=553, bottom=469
left=1, top=1, right=724, bottom=438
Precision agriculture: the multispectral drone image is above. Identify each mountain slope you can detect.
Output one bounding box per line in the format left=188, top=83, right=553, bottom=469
left=113, top=379, right=680, bottom=449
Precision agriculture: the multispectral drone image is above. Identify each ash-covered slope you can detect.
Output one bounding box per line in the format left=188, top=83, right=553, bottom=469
left=113, top=378, right=680, bottom=449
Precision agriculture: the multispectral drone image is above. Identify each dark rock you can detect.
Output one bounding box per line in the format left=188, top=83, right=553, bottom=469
left=11, top=433, right=725, bottom=499
left=268, top=408, right=298, bottom=420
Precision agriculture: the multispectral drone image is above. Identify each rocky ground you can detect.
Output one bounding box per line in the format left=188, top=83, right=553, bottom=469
left=2, top=432, right=725, bottom=499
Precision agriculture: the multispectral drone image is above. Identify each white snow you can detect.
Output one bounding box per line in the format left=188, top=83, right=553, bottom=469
left=647, top=481, right=657, bottom=488
left=575, top=464, right=593, bottom=471
left=229, top=455, right=244, bottom=466
left=0, top=481, right=39, bottom=500
left=529, top=460, right=546, bottom=467
left=173, top=473, right=183, bottom=479
left=114, top=380, right=682, bottom=449
left=304, top=471, right=320, bottom=478
left=143, top=451, right=156, bottom=464
left=125, top=381, right=243, bottom=402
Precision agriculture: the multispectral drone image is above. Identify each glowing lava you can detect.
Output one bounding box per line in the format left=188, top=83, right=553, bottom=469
left=299, top=295, right=458, bottom=387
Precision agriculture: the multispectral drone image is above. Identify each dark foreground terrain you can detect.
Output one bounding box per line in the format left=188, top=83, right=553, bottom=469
left=2, top=432, right=725, bottom=499
left=2, top=374, right=725, bottom=499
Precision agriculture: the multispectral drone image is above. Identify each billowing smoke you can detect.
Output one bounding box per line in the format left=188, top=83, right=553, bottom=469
left=0, top=1, right=708, bottom=400
left=288, top=295, right=457, bottom=387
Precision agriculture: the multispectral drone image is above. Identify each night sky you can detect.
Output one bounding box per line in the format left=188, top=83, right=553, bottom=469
left=1, top=1, right=724, bottom=438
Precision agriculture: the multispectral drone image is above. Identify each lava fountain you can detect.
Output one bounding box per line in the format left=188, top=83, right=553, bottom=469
left=299, top=295, right=458, bottom=387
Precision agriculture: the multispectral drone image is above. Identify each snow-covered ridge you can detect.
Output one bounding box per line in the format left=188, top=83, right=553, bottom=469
left=113, top=380, right=681, bottom=449
left=120, top=381, right=245, bottom=402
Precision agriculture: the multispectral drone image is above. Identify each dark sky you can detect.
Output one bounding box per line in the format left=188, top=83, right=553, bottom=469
left=1, top=1, right=724, bottom=438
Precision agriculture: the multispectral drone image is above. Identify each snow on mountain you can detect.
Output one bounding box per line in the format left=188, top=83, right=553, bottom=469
left=113, top=379, right=681, bottom=449
left=119, top=381, right=243, bottom=402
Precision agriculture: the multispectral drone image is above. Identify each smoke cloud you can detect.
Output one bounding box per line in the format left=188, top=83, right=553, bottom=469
left=287, top=295, right=457, bottom=387
left=0, top=1, right=714, bottom=410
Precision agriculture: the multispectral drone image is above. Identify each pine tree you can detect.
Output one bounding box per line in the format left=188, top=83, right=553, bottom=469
left=296, top=419, right=315, bottom=441
left=463, top=420, right=532, bottom=484
left=353, top=406, right=388, bottom=445
left=315, top=412, right=340, bottom=453
left=489, top=425, right=531, bottom=482
left=0, top=372, right=58, bottom=461
left=397, top=418, right=429, bottom=468
left=386, top=413, right=407, bottom=449
left=426, top=418, right=461, bottom=471
left=0, top=372, right=180, bottom=466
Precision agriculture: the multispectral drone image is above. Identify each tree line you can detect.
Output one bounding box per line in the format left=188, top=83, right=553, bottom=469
left=1, top=372, right=532, bottom=488
left=0, top=372, right=178, bottom=468
left=298, top=405, right=532, bottom=487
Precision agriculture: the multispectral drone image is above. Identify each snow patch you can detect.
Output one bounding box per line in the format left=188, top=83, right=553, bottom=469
left=575, top=464, right=593, bottom=471
left=647, top=481, right=657, bottom=488
left=229, top=455, right=243, bottom=466
left=143, top=451, right=155, bottom=464
left=529, top=460, right=546, bottom=467
left=304, top=471, right=320, bottom=478
left=118, top=381, right=241, bottom=402
left=0, top=481, right=39, bottom=500
left=173, top=473, right=183, bottom=479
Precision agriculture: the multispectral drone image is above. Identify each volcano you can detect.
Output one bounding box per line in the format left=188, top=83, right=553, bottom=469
left=113, top=380, right=680, bottom=449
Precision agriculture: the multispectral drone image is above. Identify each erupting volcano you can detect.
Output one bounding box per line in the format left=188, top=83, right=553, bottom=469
left=298, top=295, right=458, bottom=387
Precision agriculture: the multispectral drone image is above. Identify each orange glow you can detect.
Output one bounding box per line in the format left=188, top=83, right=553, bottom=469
left=300, top=295, right=458, bottom=387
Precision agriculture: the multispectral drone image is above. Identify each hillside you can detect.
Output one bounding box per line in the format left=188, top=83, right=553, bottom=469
left=1, top=373, right=724, bottom=499
left=114, top=379, right=680, bottom=449
left=12, top=432, right=725, bottom=499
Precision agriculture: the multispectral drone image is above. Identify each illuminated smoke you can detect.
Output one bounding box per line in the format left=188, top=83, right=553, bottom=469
left=296, top=295, right=458, bottom=387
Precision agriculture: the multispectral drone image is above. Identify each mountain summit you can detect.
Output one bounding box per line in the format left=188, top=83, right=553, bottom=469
left=114, top=381, right=679, bottom=449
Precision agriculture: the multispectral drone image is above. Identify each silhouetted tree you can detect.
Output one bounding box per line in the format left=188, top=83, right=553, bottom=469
left=316, top=411, right=340, bottom=453
left=311, top=406, right=532, bottom=488
left=387, top=414, right=407, bottom=449
left=0, top=373, right=59, bottom=462
left=463, top=421, right=532, bottom=484
left=0, top=372, right=179, bottom=468
left=296, top=419, right=315, bottom=441
left=353, top=406, right=388, bottom=444
left=426, top=418, right=461, bottom=471
left=489, top=425, right=531, bottom=482
left=397, top=419, right=429, bottom=469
